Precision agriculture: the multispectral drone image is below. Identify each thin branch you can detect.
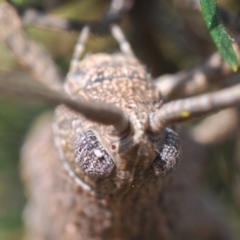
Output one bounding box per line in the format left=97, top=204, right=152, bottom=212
left=10, top=0, right=240, bottom=38
left=0, top=2, right=63, bottom=91
left=0, top=70, right=129, bottom=134
left=96, top=0, right=134, bottom=34
left=22, top=9, right=88, bottom=33
left=150, top=83, right=240, bottom=132
left=155, top=50, right=235, bottom=100
left=18, top=0, right=134, bottom=35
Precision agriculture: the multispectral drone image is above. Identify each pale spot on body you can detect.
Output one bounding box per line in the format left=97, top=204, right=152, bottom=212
left=94, top=149, right=103, bottom=158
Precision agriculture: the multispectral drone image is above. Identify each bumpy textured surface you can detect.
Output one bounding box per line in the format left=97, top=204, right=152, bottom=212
left=54, top=53, right=170, bottom=192
left=24, top=50, right=183, bottom=239
left=74, top=130, right=114, bottom=178
left=19, top=46, right=235, bottom=240
left=2, top=3, right=235, bottom=240
left=153, top=128, right=181, bottom=175
left=21, top=115, right=235, bottom=240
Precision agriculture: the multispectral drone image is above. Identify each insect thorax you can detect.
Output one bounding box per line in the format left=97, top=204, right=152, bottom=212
left=54, top=53, right=180, bottom=194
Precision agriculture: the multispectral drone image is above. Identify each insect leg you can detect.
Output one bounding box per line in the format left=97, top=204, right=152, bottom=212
left=69, top=26, right=90, bottom=74
left=111, top=24, right=134, bottom=56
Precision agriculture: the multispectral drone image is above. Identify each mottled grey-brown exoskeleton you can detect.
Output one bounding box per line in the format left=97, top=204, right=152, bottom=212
left=21, top=17, right=181, bottom=240
left=0, top=4, right=182, bottom=239
left=2, top=2, right=240, bottom=240
left=54, top=25, right=181, bottom=194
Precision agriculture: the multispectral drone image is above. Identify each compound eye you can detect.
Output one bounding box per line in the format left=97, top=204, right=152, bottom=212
left=152, top=128, right=181, bottom=175
left=74, top=130, right=115, bottom=178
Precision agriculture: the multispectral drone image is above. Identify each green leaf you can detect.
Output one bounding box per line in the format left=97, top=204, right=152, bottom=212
left=200, top=0, right=238, bottom=72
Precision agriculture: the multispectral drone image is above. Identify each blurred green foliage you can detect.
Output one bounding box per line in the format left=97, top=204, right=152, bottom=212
left=0, top=97, right=49, bottom=239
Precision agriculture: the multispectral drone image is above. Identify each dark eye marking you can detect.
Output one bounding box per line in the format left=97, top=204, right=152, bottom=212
left=152, top=128, right=181, bottom=175
left=74, top=130, right=115, bottom=178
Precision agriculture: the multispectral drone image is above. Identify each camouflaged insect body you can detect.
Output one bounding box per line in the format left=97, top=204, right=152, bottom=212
left=54, top=53, right=180, bottom=193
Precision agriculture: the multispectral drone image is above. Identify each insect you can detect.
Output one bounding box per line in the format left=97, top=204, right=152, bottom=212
left=0, top=1, right=240, bottom=240
left=53, top=24, right=181, bottom=193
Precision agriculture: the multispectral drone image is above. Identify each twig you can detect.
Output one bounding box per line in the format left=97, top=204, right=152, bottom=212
left=15, top=0, right=134, bottom=35
left=22, top=9, right=88, bottom=33
left=155, top=51, right=235, bottom=100
left=150, top=83, right=240, bottom=132
left=0, top=3, right=63, bottom=91
left=0, top=70, right=129, bottom=133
